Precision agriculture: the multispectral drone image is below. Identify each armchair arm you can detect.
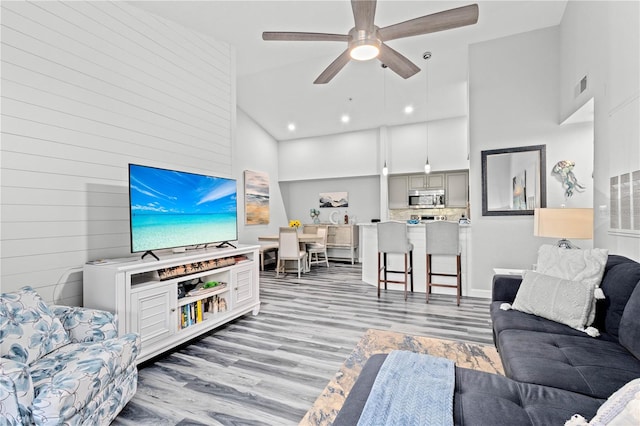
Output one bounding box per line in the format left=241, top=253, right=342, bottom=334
left=0, top=358, right=34, bottom=425
left=491, top=275, right=524, bottom=303
left=51, top=305, right=118, bottom=343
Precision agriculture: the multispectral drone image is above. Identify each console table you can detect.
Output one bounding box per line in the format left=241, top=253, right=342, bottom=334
left=83, top=245, right=260, bottom=363
left=303, top=224, right=359, bottom=264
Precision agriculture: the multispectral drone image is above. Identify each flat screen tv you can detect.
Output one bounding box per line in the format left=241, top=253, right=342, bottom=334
left=128, top=164, right=237, bottom=258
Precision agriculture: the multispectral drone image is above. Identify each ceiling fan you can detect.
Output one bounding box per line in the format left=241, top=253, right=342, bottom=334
left=262, top=0, right=479, bottom=84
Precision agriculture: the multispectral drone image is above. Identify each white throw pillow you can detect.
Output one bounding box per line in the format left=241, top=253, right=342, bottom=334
left=512, top=271, right=594, bottom=331
left=536, top=245, right=609, bottom=325
left=565, top=378, right=640, bottom=426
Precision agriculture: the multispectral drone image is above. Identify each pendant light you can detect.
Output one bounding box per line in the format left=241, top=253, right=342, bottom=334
left=424, top=52, right=432, bottom=174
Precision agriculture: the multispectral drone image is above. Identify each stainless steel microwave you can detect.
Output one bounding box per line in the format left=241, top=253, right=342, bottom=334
left=408, top=189, right=445, bottom=208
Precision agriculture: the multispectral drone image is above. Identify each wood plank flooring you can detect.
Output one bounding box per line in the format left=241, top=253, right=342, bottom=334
left=113, top=262, right=494, bottom=426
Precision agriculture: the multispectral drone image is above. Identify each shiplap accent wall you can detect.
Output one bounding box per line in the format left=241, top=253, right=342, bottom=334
left=0, top=2, right=234, bottom=305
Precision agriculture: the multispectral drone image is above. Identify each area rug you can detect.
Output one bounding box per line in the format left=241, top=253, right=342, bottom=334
left=299, top=329, right=504, bottom=426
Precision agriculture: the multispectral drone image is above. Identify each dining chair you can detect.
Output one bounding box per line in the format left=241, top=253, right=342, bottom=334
left=276, top=227, right=307, bottom=279
left=377, top=221, right=414, bottom=301
left=425, top=221, right=462, bottom=305
left=307, top=226, right=329, bottom=269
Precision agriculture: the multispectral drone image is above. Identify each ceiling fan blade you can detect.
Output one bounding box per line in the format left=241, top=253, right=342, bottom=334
left=379, top=4, right=479, bottom=42
left=378, top=43, right=420, bottom=79
left=262, top=32, right=349, bottom=42
left=351, top=0, right=377, bottom=31
left=314, top=50, right=352, bottom=84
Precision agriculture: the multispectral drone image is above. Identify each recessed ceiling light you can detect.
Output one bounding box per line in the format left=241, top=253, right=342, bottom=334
left=341, top=114, right=350, bottom=123
left=404, top=105, right=414, bottom=114
left=287, top=123, right=296, bottom=131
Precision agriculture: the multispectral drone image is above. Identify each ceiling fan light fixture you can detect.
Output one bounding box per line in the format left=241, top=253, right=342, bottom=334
left=350, top=43, right=379, bottom=61
left=349, top=28, right=380, bottom=61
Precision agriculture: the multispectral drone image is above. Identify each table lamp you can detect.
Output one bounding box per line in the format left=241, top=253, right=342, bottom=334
left=533, top=208, right=593, bottom=249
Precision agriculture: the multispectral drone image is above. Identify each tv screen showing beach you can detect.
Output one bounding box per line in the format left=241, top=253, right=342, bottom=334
left=129, top=164, right=237, bottom=253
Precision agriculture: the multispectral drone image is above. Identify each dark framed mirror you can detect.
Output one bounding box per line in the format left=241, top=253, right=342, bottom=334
left=481, top=145, right=546, bottom=216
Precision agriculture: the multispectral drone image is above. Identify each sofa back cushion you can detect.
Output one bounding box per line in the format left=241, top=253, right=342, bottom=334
left=618, top=283, right=640, bottom=360
left=0, top=287, right=70, bottom=365
left=593, top=255, right=640, bottom=339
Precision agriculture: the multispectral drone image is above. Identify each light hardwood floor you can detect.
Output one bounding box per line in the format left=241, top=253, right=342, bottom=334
left=113, top=262, right=494, bottom=425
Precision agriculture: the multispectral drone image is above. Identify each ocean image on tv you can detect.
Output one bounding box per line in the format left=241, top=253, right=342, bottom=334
left=129, top=165, right=237, bottom=253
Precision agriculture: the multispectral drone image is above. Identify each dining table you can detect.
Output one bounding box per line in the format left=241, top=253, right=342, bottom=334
left=258, top=233, right=323, bottom=274
left=258, top=233, right=322, bottom=244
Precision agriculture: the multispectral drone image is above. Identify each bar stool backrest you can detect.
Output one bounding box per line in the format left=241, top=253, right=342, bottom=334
left=425, top=221, right=460, bottom=255
left=377, top=221, right=412, bottom=254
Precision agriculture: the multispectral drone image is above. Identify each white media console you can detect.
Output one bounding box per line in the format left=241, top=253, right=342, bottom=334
left=83, top=244, right=260, bottom=364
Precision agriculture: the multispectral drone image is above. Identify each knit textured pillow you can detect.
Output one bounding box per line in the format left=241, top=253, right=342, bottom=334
left=565, top=378, right=640, bottom=425
left=512, top=271, right=595, bottom=331
left=536, top=245, right=608, bottom=326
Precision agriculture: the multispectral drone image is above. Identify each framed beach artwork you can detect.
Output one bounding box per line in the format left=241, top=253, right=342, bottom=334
left=319, top=191, right=348, bottom=208
left=244, top=170, right=269, bottom=225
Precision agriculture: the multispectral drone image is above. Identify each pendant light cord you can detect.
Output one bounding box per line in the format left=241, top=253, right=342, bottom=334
left=424, top=53, right=432, bottom=174
left=382, top=64, right=388, bottom=176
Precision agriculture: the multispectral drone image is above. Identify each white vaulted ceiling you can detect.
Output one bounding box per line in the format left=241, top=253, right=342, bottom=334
left=130, top=1, right=567, bottom=141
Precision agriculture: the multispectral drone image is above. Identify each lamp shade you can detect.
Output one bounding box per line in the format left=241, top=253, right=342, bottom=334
left=533, top=208, right=594, bottom=239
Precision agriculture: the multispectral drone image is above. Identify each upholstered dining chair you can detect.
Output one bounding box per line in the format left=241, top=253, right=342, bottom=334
left=425, top=221, right=462, bottom=305
left=307, top=226, right=329, bottom=269
left=277, top=227, right=307, bottom=278
left=377, top=221, right=414, bottom=301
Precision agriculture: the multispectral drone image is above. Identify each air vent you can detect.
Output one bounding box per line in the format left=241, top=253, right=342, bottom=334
left=574, top=75, right=588, bottom=98
left=580, top=76, right=588, bottom=93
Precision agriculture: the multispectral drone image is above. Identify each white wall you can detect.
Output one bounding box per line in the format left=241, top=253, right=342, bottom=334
left=468, top=26, right=595, bottom=297
left=0, top=2, right=234, bottom=304
left=277, top=118, right=469, bottom=226
left=278, top=128, right=380, bottom=182
left=560, top=1, right=640, bottom=260
left=234, top=108, right=288, bottom=243
left=280, top=176, right=381, bottom=227
left=387, top=117, right=469, bottom=174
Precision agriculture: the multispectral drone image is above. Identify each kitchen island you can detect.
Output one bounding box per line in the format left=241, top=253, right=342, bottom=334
left=358, top=222, right=471, bottom=297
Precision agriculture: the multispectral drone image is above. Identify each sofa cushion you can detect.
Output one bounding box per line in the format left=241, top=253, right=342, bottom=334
left=511, top=271, right=595, bottom=331
left=618, top=283, right=640, bottom=360
left=592, top=255, right=640, bottom=339
left=1, top=287, right=70, bottom=365
left=333, top=354, right=604, bottom=426
left=29, top=333, right=140, bottom=424
left=498, top=330, right=640, bottom=399
left=490, top=302, right=613, bottom=342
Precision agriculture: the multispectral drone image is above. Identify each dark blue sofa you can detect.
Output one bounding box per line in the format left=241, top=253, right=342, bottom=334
left=491, top=255, right=640, bottom=401
left=334, top=255, right=640, bottom=425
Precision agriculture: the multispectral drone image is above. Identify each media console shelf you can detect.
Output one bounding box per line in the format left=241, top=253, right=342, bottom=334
left=83, top=245, right=260, bottom=363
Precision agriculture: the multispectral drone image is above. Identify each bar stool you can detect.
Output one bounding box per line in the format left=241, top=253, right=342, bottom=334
left=425, top=221, right=461, bottom=305
left=377, top=221, right=414, bottom=301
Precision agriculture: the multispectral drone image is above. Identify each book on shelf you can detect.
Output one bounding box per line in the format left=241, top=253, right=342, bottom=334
left=179, top=294, right=228, bottom=329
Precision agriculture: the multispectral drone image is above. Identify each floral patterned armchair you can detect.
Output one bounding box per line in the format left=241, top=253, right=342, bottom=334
left=1, top=287, right=140, bottom=425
